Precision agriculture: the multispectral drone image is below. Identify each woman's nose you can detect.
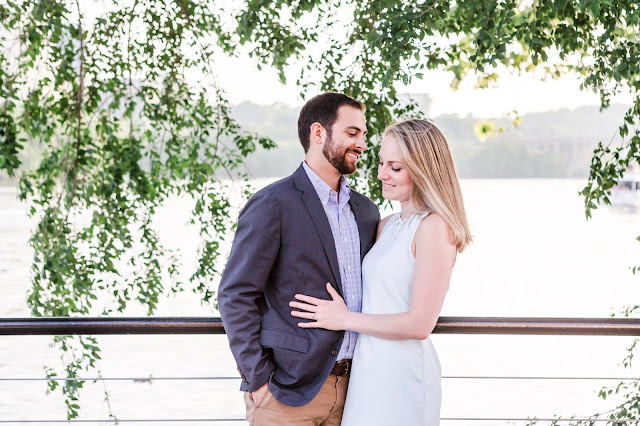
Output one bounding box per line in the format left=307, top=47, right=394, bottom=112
left=378, top=165, right=388, bottom=181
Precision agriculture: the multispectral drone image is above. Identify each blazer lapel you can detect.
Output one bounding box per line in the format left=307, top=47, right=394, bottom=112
left=294, top=166, right=343, bottom=294
left=348, top=194, right=369, bottom=262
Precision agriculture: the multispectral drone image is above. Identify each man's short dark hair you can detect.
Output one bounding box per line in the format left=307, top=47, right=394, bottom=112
left=297, top=92, right=364, bottom=152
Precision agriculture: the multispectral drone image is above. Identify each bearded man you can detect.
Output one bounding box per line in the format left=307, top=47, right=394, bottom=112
left=218, top=92, right=380, bottom=425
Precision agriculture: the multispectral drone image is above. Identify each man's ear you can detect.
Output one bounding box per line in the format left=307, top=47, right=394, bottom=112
left=310, top=122, right=324, bottom=146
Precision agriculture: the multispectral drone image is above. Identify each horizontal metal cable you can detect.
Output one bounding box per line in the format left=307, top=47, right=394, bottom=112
left=1, top=418, right=636, bottom=423
left=441, top=418, right=640, bottom=422
left=1, top=375, right=638, bottom=382
left=443, top=375, right=640, bottom=381
left=0, top=420, right=245, bottom=423
left=0, top=376, right=240, bottom=381
left=2, top=316, right=640, bottom=336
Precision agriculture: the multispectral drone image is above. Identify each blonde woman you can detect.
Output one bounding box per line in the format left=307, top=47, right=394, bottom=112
left=290, top=119, right=472, bottom=425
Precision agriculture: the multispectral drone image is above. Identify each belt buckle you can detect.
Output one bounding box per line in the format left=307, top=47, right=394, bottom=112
left=337, top=359, right=350, bottom=376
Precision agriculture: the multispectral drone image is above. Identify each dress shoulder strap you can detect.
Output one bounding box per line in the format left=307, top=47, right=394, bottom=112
left=377, top=212, right=401, bottom=239
left=407, top=211, right=430, bottom=235
left=414, top=211, right=431, bottom=228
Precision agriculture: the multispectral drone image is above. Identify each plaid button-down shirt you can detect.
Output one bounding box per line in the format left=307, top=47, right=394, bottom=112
left=302, top=162, right=361, bottom=360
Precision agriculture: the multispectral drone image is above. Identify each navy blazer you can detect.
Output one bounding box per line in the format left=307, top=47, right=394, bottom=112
left=218, top=164, right=380, bottom=407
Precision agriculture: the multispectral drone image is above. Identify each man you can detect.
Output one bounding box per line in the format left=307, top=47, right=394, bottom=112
left=218, top=92, right=380, bottom=425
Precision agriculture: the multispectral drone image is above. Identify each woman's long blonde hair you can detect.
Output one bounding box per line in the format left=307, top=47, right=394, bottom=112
left=385, top=119, right=472, bottom=252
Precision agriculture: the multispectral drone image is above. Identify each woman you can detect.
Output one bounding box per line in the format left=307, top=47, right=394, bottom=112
left=289, top=119, right=472, bottom=425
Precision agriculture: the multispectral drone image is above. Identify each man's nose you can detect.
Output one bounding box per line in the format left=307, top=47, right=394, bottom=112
left=356, top=135, right=368, bottom=152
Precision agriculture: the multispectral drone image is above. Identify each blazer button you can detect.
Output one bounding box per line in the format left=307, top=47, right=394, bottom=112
left=331, top=350, right=338, bottom=356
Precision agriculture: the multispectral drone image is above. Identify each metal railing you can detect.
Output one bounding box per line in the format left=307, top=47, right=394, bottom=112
left=3, top=316, right=640, bottom=424
left=3, top=316, right=640, bottom=336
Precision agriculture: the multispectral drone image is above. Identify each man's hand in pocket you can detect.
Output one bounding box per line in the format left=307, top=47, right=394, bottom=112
left=252, top=383, right=269, bottom=405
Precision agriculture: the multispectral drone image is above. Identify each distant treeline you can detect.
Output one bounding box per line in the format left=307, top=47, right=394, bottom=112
left=1, top=101, right=628, bottom=185
left=236, top=101, right=629, bottom=179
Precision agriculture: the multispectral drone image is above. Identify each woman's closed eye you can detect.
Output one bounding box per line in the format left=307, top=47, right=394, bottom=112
left=379, top=159, right=401, bottom=172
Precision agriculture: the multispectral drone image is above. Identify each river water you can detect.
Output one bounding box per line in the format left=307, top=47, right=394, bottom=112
left=1, top=178, right=640, bottom=425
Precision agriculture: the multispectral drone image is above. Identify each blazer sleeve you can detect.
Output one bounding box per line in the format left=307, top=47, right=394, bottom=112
left=218, top=188, right=280, bottom=392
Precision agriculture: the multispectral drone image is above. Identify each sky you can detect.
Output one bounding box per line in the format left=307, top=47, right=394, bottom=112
left=65, top=0, right=633, bottom=120
left=216, top=51, right=633, bottom=119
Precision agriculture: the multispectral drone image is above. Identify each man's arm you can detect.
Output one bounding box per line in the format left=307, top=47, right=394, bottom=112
left=218, top=189, right=280, bottom=392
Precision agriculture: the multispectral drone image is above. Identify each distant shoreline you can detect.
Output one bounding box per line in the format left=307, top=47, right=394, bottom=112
left=0, top=176, right=592, bottom=192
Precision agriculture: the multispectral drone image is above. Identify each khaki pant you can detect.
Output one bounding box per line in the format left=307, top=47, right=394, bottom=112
left=244, top=374, right=349, bottom=426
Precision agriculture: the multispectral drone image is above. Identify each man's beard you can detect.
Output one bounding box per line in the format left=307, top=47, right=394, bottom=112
left=323, top=133, right=359, bottom=175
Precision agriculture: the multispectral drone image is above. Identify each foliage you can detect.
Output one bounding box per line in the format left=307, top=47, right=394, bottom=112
left=0, top=0, right=274, bottom=418
left=473, top=111, right=522, bottom=141
left=239, top=0, right=640, bottom=207
left=2, top=0, right=640, bottom=420
left=240, top=4, right=640, bottom=422
left=474, top=120, right=500, bottom=141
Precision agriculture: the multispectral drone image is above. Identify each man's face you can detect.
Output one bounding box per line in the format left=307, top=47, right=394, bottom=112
left=322, top=106, right=368, bottom=175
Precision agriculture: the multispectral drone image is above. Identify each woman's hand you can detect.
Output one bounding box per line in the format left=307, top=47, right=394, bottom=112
left=290, top=283, right=349, bottom=331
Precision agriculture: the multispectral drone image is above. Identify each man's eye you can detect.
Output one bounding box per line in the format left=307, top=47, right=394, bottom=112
left=348, top=133, right=356, bottom=137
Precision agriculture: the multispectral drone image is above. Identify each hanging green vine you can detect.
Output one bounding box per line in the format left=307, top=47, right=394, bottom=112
left=2, top=0, right=640, bottom=421
left=0, top=0, right=274, bottom=418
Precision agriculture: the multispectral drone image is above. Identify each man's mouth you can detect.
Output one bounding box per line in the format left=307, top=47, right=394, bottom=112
left=347, top=151, right=361, bottom=161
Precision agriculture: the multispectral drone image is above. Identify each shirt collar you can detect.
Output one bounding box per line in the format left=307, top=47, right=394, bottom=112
left=302, top=161, right=351, bottom=204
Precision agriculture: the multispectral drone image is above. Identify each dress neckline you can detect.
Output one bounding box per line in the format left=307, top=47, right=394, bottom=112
left=392, top=212, right=421, bottom=228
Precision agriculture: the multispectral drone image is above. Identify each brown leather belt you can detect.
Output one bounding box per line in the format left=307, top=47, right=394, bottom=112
left=330, top=359, right=351, bottom=377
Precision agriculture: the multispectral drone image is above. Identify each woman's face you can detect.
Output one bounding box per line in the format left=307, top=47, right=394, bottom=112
left=378, top=134, right=413, bottom=203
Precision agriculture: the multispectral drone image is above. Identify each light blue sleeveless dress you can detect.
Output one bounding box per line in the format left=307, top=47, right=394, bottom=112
left=341, top=212, right=442, bottom=426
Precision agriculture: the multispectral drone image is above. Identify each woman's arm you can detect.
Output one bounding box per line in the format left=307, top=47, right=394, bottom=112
left=291, top=213, right=456, bottom=340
